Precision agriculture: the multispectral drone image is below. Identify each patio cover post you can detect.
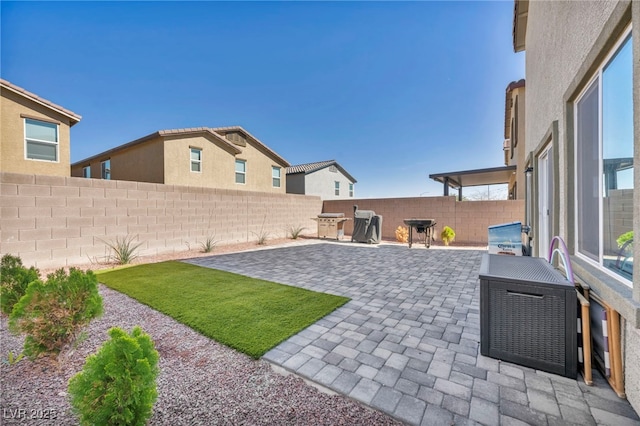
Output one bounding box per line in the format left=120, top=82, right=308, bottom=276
left=444, top=177, right=449, bottom=196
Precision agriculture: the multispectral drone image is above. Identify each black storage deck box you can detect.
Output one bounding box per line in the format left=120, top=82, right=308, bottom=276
left=479, top=254, right=577, bottom=378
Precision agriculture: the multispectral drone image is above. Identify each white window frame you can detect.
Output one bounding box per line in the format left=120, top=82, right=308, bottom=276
left=101, top=159, right=111, bottom=180
left=190, top=147, right=202, bottom=173
left=335, top=181, right=340, bottom=196
left=272, top=166, right=281, bottom=188
left=235, top=159, right=246, bottom=184
left=24, top=118, right=59, bottom=162
left=573, top=26, right=633, bottom=287
left=83, top=166, right=91, bottom=178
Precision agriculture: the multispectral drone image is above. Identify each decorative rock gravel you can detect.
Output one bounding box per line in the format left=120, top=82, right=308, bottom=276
left=1, top=285, right=401, bottom=425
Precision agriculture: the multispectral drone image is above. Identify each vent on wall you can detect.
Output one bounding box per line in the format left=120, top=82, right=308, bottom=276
left=329, top=165, right=338, bottom=173
left=503, top=139, right=511, bottom=151
left=225, top=132, right=247, bottom=147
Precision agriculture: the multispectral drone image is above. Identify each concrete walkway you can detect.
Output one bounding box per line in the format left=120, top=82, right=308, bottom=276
left=187, top=241, right=640, bottom=426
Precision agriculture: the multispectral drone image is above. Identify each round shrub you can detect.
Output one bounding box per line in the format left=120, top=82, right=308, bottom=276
left=9, top=268, right=103, bottom=358
left=68, top=326, right=159, bottom=426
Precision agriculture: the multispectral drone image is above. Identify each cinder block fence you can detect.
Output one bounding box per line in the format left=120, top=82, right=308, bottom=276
left=0, top=172, right=322, bottom=269
left=1, top=172, right=525, bottom=269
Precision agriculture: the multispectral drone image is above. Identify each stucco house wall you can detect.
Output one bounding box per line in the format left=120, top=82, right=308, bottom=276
left=1, top=80, right=80, bottom=177
left=71, top=127, right=288, bottom=194
left=522, top=0, right=639, bottom=412
left=305, top=167, right=355, bottom=200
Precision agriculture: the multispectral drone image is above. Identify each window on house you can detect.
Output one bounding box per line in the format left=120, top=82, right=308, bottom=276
left=349, top=183, right=354, bottom=197
left=575, top=29, right=632, bottom=284
left=235, top=159, right=246, bottom=184
left=335, top=181, right=340, bottom=196
left=83, top=166, right=91, bottom=178
left=25, top=118, right=58, bottom=162
left=101, top=159, right=111, bottom=180
left=190, top=148, right=202, bottom=173
left=272, top=166, right=281, bottom=187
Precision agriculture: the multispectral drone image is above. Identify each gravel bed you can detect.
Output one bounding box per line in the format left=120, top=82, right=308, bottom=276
left=0, top=285, right=401, bottom=425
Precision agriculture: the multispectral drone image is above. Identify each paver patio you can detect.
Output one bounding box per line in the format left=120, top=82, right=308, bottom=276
left=187, top=241, right=640, bottom=425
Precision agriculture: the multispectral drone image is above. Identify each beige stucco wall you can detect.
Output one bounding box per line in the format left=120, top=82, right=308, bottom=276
left=305, top=167, right=355, bottom=200
left=506, top=86, right=527, bottom=200
left=228, top=138, right=288, bottom=194
left=525, top=0, right=639, bottom=412
left=72, top=136, right=166, bottom=183
left=1, top=88, right=74, bottom=177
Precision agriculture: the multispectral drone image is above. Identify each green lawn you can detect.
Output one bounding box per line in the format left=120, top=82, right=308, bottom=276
left=96, top=261, right=349, bottom=358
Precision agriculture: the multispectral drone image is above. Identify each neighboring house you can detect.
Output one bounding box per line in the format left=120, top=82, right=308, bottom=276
left=71, top=126, right=289, bottom=193
left=0, top=79, right=82, bottom=176
left=286, top=160, right=356, bottom=200
left=503, top=79, right=526, bottom=200
left=515, top=0, right=639, bottom=413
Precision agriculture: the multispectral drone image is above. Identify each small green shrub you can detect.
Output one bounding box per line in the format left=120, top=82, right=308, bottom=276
left=288, top=225, right=306, bottom=240
left=0, top=254, right=40, bottom=315
left=104, top=235, right=143, bottom=265
left=9, top=268, right=103, bottom=358
left=199, top=234, right=218, bottom=253
left=440, top=226, right=456, bottom=246
left=68, top=326, right=159, bottom=426
left=3, top=351, right=25, bottom=365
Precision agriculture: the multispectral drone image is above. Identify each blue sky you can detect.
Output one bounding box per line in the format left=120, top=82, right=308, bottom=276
left=1, top=1, right=524, bottom=198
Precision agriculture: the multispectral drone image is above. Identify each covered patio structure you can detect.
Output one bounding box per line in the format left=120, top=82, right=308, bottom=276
left=429, top=165, right=517, bottom=201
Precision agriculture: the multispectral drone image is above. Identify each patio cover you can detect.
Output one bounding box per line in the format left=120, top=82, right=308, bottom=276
left=429, top=165, right=517, bottom=200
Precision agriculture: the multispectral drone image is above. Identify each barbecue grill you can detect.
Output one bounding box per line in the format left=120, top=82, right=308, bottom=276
left=352, top=205, right=382, bottom=244
left=403, top=219, right=437, bottom=248
left=313, top=213, right=349, bottom=240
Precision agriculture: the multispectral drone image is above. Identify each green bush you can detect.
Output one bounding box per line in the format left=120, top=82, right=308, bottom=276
left=440, top=226, right=456, bottom=246
left=616, top=231, right=633, bottom=249
left=0, top=254, right=40, bottom=315
left=68, top=326, right=159, bottom=426
left=9, top=268, right=103, bottom=358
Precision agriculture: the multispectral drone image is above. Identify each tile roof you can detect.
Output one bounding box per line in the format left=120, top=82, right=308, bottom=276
left=0, top=78, right=82, bottom=125
left=286, top=160, right=357, bottom=183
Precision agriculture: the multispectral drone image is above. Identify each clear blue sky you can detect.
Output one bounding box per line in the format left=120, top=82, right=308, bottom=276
left=1, top=1, right=524, bottom=198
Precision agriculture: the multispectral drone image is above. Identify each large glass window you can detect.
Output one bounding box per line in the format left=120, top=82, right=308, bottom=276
left=575, top=29, right=633, bottom=284
left=25, top=118, right=58, bottom=161
left=83, top=166, right=91, bottom=178
left=190, top=148, right=202, bottom=173
left=334, top=181, right=340, bottom=196
left=235, top=159, right=246, bottom=184
left=101, top=159, right=111, bottom=180
left=272, top=166, right=281, bottom=188
left=349, top=183, right=354, bottom=197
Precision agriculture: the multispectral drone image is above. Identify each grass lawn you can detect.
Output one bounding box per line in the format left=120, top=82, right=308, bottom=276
left=96, top=261, right=349, bottom=358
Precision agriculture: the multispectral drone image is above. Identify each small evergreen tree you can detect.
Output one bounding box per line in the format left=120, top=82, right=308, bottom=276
left=68, top=327, right=159, bottom=426
left=9, top=268, right=103, bottom=358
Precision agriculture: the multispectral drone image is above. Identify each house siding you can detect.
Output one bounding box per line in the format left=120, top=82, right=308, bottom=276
left=1, top=87, right=74, bottom=177
left=305, top=167, right=354, bottom=200
left=524, top=0, right=639, bottom=413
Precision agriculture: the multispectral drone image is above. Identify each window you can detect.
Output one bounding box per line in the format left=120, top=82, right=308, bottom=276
left=574, top=29, right=633, bottom=284
left=272, top=166, right=281, bottom=187
left=25, top=118, right=58, bottom=161
left=190, top=148, right=202, bottom=173
left=101, top=159, right=111, bottom=180
left=334, top=181, right=340, bottom=196
left=349, top=183, right=354, bottom=197
left=83, top=166, right=91, bottom=178
left=235, top=159, right=246, bottom=184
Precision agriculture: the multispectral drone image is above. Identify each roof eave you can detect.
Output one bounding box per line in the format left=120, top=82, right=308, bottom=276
left=1, top=79, right=82, bottom=125
left=513, top=0, right=529, bottom=52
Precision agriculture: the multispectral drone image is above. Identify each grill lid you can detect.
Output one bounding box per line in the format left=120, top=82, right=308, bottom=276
left=318, top=213, right=345, bottom=218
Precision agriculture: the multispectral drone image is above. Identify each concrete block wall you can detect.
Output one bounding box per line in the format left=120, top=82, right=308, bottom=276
left=323, top=197, right=525, bottom=244
left=0, top=172, right=322, bottom=269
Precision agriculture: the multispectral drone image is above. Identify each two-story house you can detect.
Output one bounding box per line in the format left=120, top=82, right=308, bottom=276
left=1, top=79, right=82, bottom=176
left=286, top=160, right=356, bottom=200
left=503, top=79, right=526, bottom=200
left=71, top=126, right=289, bottom=193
